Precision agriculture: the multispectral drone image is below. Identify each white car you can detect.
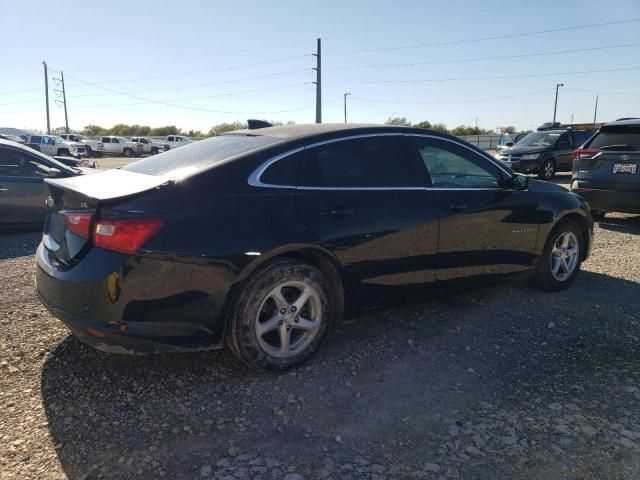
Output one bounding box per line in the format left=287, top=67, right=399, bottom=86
left=165, top=135, right=193, bottom=148
left=130, top=137, right=169, bottom=155
left=59, top=134, right=104, bottom=158
left=100, top=136, right=142, bottom=157
left=26, top=134, right=88, bottom=158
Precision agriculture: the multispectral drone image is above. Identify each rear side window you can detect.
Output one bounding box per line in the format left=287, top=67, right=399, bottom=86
left=123, top=134, right=281, bottom=176
left=299, top=136, right=415, bottom=188
left=260, top=151, right=302, bottom=186
left=587, top=126, right=640, bottom=151
left=102, top=137, right=111, bottom=143
left=30, top=136, right=42, bottom=144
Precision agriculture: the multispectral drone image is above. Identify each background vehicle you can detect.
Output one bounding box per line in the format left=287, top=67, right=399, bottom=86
left=59, top=134, right=104, bottom=158
left=571, top=118, right=640, bottom=219
left=36, top=124, right=593, bottom=371
left=495, top=128, right=594, bottom=179
left=130, top=137, right=169, bottom=154
left=0, top=139, right=87, bottom=229
left=100, top=136, right=142, bottom=157
left=26, top=134, right=88, bottom=158
left=164, top=135, right=193, bottom=148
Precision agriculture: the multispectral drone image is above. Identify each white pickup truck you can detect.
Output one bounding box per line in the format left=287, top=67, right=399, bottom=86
left=165, top=135, right=193, bottom=149
left=26, top=134, right=88, bottom=158
left=59, top=134, right=105, bottom=157
left=100, top=136, right=142, bottom=157
left=130, top=137, right=169, bottom=155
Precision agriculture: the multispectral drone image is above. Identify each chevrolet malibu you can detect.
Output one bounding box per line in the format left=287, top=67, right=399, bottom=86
left=36, top=124, right=593, bottom=371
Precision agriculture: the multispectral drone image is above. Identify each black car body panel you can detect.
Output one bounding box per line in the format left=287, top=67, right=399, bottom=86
left=571, top=119, right=640, bottom=214
left=35, top=125, right=593, bottom=354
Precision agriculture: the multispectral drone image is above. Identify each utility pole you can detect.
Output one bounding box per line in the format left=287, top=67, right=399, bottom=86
left=54, top=71, right=70, bottom=133
left=343, top=92, right=351, bottom=123
left=43, top=61, right=50, bottom=134
left=313, top=38, right=322, bottom=123
left=553, top=83, right=564, bottom=123
left=593, top=94, right=599, bottom=126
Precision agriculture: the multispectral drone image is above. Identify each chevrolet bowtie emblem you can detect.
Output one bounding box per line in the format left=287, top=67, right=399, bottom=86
left=45, top=195, right=55, bottom=208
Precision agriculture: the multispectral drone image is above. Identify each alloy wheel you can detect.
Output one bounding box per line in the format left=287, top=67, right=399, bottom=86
left=543, top=161, right=554, bottom=180
left=255, top=281, right=322, bottom=358
left=550, top=231, right=579, bottom=281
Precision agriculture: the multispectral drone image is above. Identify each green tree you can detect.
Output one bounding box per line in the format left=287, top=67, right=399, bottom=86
left=207, top=122, right=246, bottom=136
left=499, top=126, right=517, bottom=134
left=82, top=124, right=107, bottom=136
left=385, top=116, right=412, bottom=127
left=413, top=121, right=432, bottom=130
left=148, top=125, right=181, bottom=136
left=430, top=123, right=448, bottom=133
left=451, top=125, right=493, bottom=136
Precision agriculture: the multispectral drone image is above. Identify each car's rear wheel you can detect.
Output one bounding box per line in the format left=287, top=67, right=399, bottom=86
left=534, top=219, right=583, bottom=291
left=151, top=147, right=158, bottom=155
left=538, top=159, right=555, bottom=180
left=123, top=148, right=133, bottom=157
left=57, top=148, right=70, bottom=156
left=227, top=258, right=332, bottom=371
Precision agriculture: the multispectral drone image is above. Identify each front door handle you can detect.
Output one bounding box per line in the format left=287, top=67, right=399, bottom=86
left=0, top=187, right=8, bottom=192
left=320, top=207, right=354, bottom=217
left=446, top=201, right=467, bottom=212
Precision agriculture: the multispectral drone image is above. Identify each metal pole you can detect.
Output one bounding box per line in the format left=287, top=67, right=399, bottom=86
left=43, top=61, right=50, bottom=134
left=61, top=71, right=69, bottom=133
left=314, top=38, right=322, bottom=124
left=593, top=94, right=598, bottom=126
left=343, top=92, right=350, bottom=123
left=553, top=83, right=564, bottom=123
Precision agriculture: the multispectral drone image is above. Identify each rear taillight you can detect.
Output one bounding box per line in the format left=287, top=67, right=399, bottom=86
left=64, top=212, right=93, bottom=238
left=572, top=148, right=600, bottom=161
left=93, top=218, right=164, bottom=254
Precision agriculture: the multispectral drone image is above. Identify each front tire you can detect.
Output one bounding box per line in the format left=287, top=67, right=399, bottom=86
left=534, top=219, right=583, bottom=291
left=538, top=159, right=555, bottom=180
left=151, top=147, right=158, bottom=155
left=56, top=148, right=70, bottom=156
left=227, top=258, right=333, bottom=371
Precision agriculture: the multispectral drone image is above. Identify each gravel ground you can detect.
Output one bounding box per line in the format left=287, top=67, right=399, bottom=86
left=1, top=211, right=639, bottom=479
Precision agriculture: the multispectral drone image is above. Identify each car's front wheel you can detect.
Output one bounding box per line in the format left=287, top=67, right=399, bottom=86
left=534, top=219, right=583, bottom=291
left=227, top=258, right=332, bottom=371
left=538, top=159, right=555, bottom=180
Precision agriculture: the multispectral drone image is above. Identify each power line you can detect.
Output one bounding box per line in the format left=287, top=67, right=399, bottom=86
left=563, top=87, right=640, bottom=96
left=350, top=88, right=554, bottom=105
left=330, top=18, right=640, bottom=54
left=326, top=43, right=640, bottom=70
left=330, top=66, right=640, bottom=85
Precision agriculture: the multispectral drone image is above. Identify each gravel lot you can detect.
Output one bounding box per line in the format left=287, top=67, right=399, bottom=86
left=1, top=173, right=639, bottom=479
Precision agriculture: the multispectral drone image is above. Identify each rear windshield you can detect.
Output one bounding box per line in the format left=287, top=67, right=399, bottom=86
left=588, top=126, right=640, bottom=151
left=122, top=134, right=281, bottom=176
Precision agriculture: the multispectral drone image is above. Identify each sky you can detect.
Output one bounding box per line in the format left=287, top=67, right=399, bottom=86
left=1, top=0, right=639, bottom=133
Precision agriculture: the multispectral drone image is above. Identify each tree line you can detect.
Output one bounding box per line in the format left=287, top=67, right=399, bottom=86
left=51, top=118, right=518, bottom=138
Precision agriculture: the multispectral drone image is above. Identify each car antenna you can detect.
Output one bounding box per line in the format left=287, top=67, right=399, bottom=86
left=247, top=119, right=274, bottom=130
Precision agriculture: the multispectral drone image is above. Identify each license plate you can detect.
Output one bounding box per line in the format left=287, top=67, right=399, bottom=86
left=612, top=163, right=637, bottom=174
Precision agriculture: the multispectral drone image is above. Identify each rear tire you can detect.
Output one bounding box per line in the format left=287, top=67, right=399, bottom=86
left=151, top=147, right=158, bottom=155
left=538, top=159, right=555, bottom=180
left=123, top=148, right=133, bottom=157
left=533, top=219, right=583, bottom=291
left=57, top=148, right=70, bottom=156
left=227, top=258, right=333, bottom=371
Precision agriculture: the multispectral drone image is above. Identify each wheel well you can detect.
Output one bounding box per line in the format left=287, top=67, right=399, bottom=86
left=557, top=213, right=590, bottom=261
left=279, top=250, right=346, bottom=325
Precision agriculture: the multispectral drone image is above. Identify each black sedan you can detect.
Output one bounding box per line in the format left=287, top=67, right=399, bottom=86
left=36, top=124, right=593, bottom=370
left=0, top=139, right=89, bottom=230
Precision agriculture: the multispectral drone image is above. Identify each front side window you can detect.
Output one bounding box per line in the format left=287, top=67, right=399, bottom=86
left=411, top=137, right=501, bottom=189
left=0, top=149, right=49, bottom=178
left=102, top=137, right=111, bottom=143
left=112, top=138, right=120, bottom=144
left=299, top=136, right=416, bottom=188
left=167, top=136, right=174, bottom=142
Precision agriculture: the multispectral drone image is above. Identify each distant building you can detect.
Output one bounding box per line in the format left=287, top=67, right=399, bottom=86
left=0, top=127, right=38, bottom=140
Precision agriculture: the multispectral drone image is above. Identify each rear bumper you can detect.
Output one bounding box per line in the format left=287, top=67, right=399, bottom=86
left=572, top=187, right=640, bottom=214
left=35, top=243, right=227, bottom=354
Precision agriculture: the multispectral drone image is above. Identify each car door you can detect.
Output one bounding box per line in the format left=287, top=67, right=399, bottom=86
left=294, top=134, right=439, bottom=310
left=554, top=132, right=574, bottom=171
left=0, top=146, right=51, bottom=226
left=407, top=135, right=540, bottom=285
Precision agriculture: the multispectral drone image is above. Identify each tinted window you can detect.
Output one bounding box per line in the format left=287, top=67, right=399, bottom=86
left=102, top=137, right=111, bottom=143
left=260, top=151, right=302, bottom=186
left=30, top=136, right=42, bottom=144
left=167, top=136, right=174, bottom=142
left=411, top=137, right=501, bottom=188
left=588, top=126, right=640, bottom=150
left=0, top=149, right=49, bottom=178
left=123, top=134, right=281, bottom=176
left=299, top=136, right=415, bottom=188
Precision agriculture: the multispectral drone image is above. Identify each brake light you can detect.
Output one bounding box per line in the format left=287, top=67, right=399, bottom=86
left=64, top=212, right=93, bottom=238
left=572, top=148, right=600, bottom=160
left=93, top=218, right=164, bottom=254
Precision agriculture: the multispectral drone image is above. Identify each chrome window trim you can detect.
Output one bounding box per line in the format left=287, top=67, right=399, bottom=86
left=247, top=132, right=510, bottom=190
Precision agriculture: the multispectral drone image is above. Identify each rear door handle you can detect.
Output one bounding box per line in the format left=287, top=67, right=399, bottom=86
left=446, top=201, right=467, bottom=212
left=320, top=207, right=354, bottom=217
left=0, top=188, right=8, bottom=192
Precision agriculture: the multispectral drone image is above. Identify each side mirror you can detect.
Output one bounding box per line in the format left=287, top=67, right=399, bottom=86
left=505, top=141, right=514, bottom=147
left=48, top=167, right=62, bottom=178
left=509, top=174, right=528, bottom=190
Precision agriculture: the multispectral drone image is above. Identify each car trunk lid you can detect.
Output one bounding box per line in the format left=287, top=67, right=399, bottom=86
left=43, top=169, right=170, bottom=264
left=573, top=150, right=640, bottom=192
